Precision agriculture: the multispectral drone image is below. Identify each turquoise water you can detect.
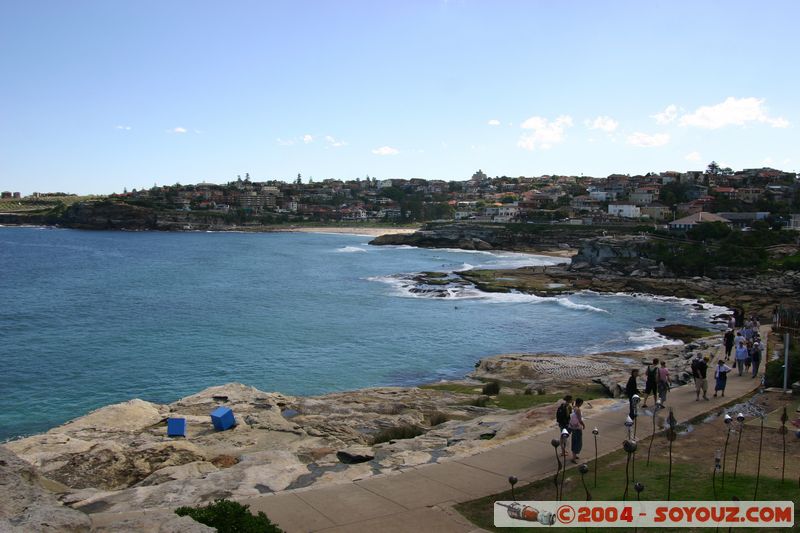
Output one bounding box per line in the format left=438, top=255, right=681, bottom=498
left=0, top=227, right=724, bottom=441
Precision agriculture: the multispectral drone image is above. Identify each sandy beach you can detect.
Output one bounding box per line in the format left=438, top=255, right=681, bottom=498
left=277, top=225, right=420, bottom=237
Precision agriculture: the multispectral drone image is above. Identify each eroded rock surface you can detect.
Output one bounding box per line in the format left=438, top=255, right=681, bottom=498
left=0, top=446, right=91, bottom=532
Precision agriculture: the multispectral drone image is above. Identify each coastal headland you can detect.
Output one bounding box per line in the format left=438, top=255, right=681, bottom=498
left=2, top=223, right=797, bottom=531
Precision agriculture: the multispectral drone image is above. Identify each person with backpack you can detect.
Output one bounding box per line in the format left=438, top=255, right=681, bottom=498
left=723, top=329, right=735, bottom=361
left=555, top=395, right=573, bottom=432
left=641, top=358, right=659, bottom=407
left=691, top=354, right=709, bottom=401
left=657, top=360, right=670, bottom=404
left=568, top=398, right=586, bottom=464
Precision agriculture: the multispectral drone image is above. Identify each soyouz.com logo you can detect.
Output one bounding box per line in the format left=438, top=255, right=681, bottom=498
left=494, top=501, right=795, bottom=528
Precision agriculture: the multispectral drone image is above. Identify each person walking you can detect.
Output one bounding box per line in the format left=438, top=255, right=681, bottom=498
left=691, top=354, right=709, bottom=401
left=723, top=329, right=735, bottom=361
left=657, top=360, right=670, bottom=404
left=750, top=339, right=763, bottom=378
left=714, top=360, right=732, bottom=397
left=568, top=398, right=586, bottom=464
left=641, top=358, right=659, bottom=407
left=734, top=341, right=749, bottom=376
left=625, top=368, right=640, bottom=419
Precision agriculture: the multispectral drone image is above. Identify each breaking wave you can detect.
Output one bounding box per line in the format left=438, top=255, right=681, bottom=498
left=366, top=274, right=608, bottom=313
left=336, top=246, right=367, bottom=253
left=625, top=327, right=682, bottom=349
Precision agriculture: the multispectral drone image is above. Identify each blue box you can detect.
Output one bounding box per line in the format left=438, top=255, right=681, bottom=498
left=210, top=406, right=235, bottom=431
left=167, top=418, right=186, bottom=437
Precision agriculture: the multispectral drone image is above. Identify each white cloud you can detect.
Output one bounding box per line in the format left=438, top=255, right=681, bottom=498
left=585, top=115, right=618, bottom=132
left=276, top=138, right=295, bottom=146
left=651, top=104, right=678, bottom=125
left=769, top=117, right=790, bottom=128
left=303, top=134, right=314, bottom=144
left=372, top=146, right=399, bottom=156
left=685, top=151, right=702, bottom=162
left=487, top=119, right=501, bottom=126
left=173, top=127, right=188, bottom=134
left=627, top=132, right=670, bottom=147
left=325, top=135, right=347, bottom=147
left=679, top=97, right=789, bottom=129
left=517, top=115, right=573, bottom=151
left=762, top=157, right=775, bottom=166
left=115, top=125, right=132, bottom=131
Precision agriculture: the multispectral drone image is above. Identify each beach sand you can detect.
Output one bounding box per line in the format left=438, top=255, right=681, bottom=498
left=278, top=226, right=420, bottom=237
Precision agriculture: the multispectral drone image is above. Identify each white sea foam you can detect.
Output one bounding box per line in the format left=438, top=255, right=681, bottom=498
left=336, top=246, right=367, bottom=253
left=367, top=275, right=609, bottom=312
left=625, top=327, right=682, bottom=349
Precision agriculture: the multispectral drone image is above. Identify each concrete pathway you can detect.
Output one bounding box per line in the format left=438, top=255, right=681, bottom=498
left=91, top=347, right=767, bottom=532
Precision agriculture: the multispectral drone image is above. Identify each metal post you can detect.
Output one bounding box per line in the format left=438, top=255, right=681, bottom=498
left=784, top=333, right=790, bottom=392
left=551, top=439, right=562, bottom=501
left=592, top=427, right=599, bottom=487
left=780, top=406, right=788, bottom=483
left=733, top=413, right=745, bottom=479
left=666, top=409, right=677, bottom=502
left=722, top=414, right=732, bottom=489
left=754, top=416, right=764, bottom=499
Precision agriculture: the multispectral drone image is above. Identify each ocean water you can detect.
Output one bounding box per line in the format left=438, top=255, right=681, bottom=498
left=0, top=227, right=725, bottom=441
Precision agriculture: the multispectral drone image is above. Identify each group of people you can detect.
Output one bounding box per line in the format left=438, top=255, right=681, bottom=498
left=723, top=323, right=763, bottom=379
left=554, top=315, right=763, bottom=460
left=554, top=394, right=585, bottom=464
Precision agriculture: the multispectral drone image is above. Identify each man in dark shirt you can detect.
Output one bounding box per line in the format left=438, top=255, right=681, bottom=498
left=691, top=354, right=709, bottom=401
left=625, top=368, right=640, bottom=419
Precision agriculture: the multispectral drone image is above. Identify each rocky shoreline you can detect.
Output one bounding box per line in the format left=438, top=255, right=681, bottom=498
left=4, top=228, right=783, bottom=531
left=2, top=325, right=724, bottom=529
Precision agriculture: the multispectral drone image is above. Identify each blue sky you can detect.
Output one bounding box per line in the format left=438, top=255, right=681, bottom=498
left=1, top=1, right=798, bottom=195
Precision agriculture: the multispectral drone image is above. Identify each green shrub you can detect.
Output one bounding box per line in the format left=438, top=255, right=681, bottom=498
left=481, top=381, right=500, bottom=395
left=175, top=499, right=283, bottom=533
left=765, top=343, right=800, bottom=388
left=372, top=425, right=424, bottom=444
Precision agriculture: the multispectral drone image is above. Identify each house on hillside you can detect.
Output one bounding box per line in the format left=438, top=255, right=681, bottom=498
left=607, top=202, right=640, bottom=219
left=668, top=212, right=731, bottom=231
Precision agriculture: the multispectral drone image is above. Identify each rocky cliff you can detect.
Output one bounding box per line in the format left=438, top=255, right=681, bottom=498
left=369, top=222, right=621, bottom=252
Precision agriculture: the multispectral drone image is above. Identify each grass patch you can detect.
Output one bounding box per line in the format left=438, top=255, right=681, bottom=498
left=420, top=383, right=482, bottom=395
left=455, top=449, right=800, bottom=532
left=491, top=384, right=609, bottom=411
left=371, top=425, right=424, bottom=445
left=424, top=382, right=608, bottom=411
left=765, top=343, right=800, bottom=388
left=654, top=324, right=716, bottom=343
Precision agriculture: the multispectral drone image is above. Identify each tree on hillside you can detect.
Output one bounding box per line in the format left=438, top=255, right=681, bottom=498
left=659, top=182, right=691, bottom=206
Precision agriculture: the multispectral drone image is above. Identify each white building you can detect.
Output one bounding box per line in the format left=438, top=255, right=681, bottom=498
left=607, top=203, right=641, bottom=219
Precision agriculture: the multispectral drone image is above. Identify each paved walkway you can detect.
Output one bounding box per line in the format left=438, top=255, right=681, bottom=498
left=91, top=343, right=767, bottom=532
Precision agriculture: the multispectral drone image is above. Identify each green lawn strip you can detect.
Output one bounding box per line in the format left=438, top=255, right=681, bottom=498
left=455, top=447, right=800, bottom=532
left=419, top=383, right=483, bottom=395
left=491, top=384, right=608, bottom=411
left=421, top=382, right=608, bottom=411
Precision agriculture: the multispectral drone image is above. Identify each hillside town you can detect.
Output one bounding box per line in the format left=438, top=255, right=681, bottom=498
left=4, top=163, right=800, bottom=230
